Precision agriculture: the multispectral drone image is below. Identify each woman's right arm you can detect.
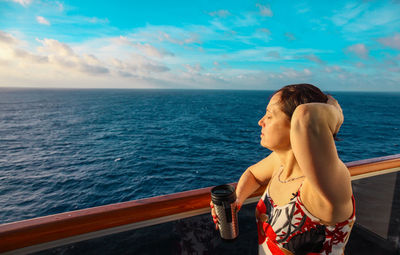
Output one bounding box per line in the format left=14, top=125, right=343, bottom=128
left=210, top=151, right=277, bottom=229
left=236, top=151, right=277, bottom=207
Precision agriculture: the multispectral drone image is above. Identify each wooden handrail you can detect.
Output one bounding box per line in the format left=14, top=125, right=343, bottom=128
left=1, top=154, right=399, bottom=253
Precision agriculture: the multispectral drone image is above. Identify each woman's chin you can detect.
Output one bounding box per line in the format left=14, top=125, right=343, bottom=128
left=260, top=140, right=270, bottom=149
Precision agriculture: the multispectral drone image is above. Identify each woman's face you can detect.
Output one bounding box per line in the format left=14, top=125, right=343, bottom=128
left=258, top=93, right=291, bottom=151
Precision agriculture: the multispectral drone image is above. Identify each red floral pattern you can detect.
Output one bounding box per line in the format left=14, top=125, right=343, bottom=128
left=256, top=187, right=356, bottom=255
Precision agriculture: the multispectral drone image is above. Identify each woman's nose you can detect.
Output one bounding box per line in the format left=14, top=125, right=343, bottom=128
left=258, top=116, right=265, bottom=127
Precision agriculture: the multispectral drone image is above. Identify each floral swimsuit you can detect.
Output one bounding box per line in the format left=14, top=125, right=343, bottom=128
left=256, top=181, right=356, bottom=255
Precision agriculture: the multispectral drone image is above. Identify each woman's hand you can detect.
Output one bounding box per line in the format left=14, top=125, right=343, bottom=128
left=326, top=95, right=344, bottom=135
left=210, top=200, right=242, bottom=230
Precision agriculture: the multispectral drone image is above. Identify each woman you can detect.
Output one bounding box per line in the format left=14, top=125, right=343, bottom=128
left=210, top=84, right=355, bottom=255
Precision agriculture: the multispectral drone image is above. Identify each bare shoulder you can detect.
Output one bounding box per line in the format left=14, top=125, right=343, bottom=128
left=248, top=151, right=279, bottom=185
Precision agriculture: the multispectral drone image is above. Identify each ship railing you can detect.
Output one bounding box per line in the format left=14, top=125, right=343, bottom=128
left=1, top=154, right=400, bottom=254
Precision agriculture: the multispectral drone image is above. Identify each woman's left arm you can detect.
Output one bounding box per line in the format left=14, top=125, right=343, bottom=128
left=290, top=96, right=351, bottom=205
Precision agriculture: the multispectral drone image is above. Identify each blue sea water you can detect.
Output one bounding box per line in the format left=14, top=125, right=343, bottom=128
left=0, top=88, right=399, bottom=224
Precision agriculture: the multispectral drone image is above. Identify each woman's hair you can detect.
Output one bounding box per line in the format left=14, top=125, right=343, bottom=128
left=271, top=83, right=328, bottom=119
left=271, top=83, right=340, bottom=140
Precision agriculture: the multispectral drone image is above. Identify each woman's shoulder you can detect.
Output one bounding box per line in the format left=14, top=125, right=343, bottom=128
left=248, top=152, right=279, bottom=185
left=252, top=152, right=280, bottom=173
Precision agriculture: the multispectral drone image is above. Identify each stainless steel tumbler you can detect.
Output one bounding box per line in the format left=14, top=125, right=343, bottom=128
left=211, top=184, right=239, bottom=240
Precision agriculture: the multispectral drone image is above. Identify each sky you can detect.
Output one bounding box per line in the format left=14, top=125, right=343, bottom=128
left=0, top=0, right=399, bottom=91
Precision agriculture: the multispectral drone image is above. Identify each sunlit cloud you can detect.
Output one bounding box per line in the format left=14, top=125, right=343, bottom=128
left=331, top=2, right=367, bottom=26
left=295, top=2, right=310, bottom=14
left=256, top=3, right=273, bottom=17
left=86, top=17, right=109, bottom=24
left=0, top=31, right=19, bottom=45
left=208, top=10, right=231, bottom=18
left=306, top=55, right=323, bottom=64
left=378, top=33, right=400, bottom=50
left=134, top=42, right=174, bottom=58
left=324, top=65, right=342, bottom=73
left=267, top=51, right=280, bottom=59
left=37, top=38, right=73, bottom=56
left=183, top=63, right=203, bottom=74
left=346, top=43, right=369, bottom=59
left=158, top=31, right=202, bottom=45
left=12, top=0, right=32, bottom=7
left=284, top=32, right=296, bottom=41
left=355, top=62, right=365, bottom=68
left=258, top=28, right=270, bottom=35
left=281, top=68, right=312, bottom=78
left=56, top=1, right=64, bottom=11
left=36, top=16, right=50, bottom=26
left=332, top=2, right=400, bottom=34
left=232, top=13, right=260, bottom=27
left=298, top=54, right=325, bottom=64
left=114, top=36, right=174, bottom=58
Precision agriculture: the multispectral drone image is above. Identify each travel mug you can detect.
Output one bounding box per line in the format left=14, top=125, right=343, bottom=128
left=211, top=184, right=239, bottom=240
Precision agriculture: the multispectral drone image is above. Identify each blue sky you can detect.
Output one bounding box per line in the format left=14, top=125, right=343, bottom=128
left=0, top=0, right=399, bottom=91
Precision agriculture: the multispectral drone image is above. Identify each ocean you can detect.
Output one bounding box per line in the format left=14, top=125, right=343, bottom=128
left=0, top=88, right=399, bottom=224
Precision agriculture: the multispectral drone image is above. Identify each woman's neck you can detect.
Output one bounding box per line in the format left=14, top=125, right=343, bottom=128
left=274, top=149, right=303, bottom=180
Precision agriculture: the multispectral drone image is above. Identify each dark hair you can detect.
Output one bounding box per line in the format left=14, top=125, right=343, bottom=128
left=271, top=83, right=340, bottom=141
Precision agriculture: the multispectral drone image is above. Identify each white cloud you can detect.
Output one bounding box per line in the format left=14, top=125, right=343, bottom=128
left=309, top=18, right=328, bottom=31
left=331, top=3, right=367, bottom=26
left=258, top=28, right=270, bottom=35
left=332, top=3, right=400, bottom=34
left=209, top=19, right=230, bottom=31
left=0, top=31, right=18, bottom=45
left=256, top=3, right=273, bottom=17
left=34, top=38, right=110, bottom=75
left=145, top=64, right=169, bottom=73
left=295, top=2, right=310, bottom=14
left=36, top=16, right=50, bottom=25
left=12, top=0, right=32, bottom=7
left=134, top=42, right=174, bottom=58
left=355, top=62, right=365, bottom=68
left=208, top=10, right=231, bottom=18
left=115, top=36, right=174, bottom=58
left=86, top=17, right=109, bottom=24
left=378, top=33, right=400, bottom=50
left=0, top=31, right=46, bottom=64
left=298, top=8, right=310, bottom=14
left=233, top=13, right=260, bottom=27
left=267, top=51, right=280, bottom=59
left=302, top=54, right=324, bottom=64
left=56, top=1, right=64, bottom=11
left=215, top=46, right=328, bottom=64
left=281, top=68, right=312, bottom=78
left=249, top=28, right=271, bottom=42
left=183, top=63, right=203, bottom=73
left=346, top=43, right=369, bottom=59
left=284, top=32, right=296, bottom=41
left=158, top=31, right=201, bottom=45
left=13, top=48, right=48, bottom=63
left=37, top=38, right=74, bottom=56
left=324, top=65, right=342, bottom=73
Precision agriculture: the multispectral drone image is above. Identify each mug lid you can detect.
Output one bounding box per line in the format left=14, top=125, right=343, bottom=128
left=211, top=184, right=236, bottom=204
